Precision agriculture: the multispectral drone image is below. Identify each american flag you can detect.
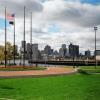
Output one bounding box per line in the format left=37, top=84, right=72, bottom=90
left=7, top=14, right=15, bottom=21
left=7, top=14, right=15, bottom=25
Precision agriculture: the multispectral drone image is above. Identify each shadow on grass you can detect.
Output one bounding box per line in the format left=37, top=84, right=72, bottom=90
left=0, top=85, right=14, bottom=90
left=77, top=69, right=91, bottom=75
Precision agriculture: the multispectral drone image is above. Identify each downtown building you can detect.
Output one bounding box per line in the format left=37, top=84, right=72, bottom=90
left=32, top=44, right=39, bottom=61
left=26, top=43, right=31, bottom=59
left=95, top=50, right=100, bottom=61
left=13, top=45, right=18, bottom=56
left=21, top=41, right=41, bottom=61
left=20, top=41, right=27, bottom=59
left=69, top=43, right=79, bottom=58
left=59, top=44, right=68, bottom=58
left=85, top=50, right=91, bottom=57
left=41, top=45, right=54, bottom=61
left=44, top=45, right=53, bottom=56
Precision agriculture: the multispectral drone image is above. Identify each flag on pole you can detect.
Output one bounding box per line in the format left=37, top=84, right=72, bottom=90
left=7, top=14, right=14, bottom=20
left=7, top=14, right=15, bottom=25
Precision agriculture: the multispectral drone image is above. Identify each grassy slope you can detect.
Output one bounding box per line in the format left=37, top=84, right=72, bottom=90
left=79, top=66, right=100, bottom=69
left=0, top=74, right=100, bottom=100
left=79, top=66, right=100, bottom=73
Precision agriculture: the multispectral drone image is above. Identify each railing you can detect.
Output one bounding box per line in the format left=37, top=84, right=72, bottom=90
left=28, top=60, right=100, bottom=66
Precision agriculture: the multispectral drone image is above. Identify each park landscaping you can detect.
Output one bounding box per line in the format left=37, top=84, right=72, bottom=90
left=78, top=66, right=100, bottom=73
left=0, top=73, right=100, bottom=100
left=0, top=66, right=46, bottom=71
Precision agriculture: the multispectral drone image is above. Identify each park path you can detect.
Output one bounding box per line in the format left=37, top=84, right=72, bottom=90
left=0, top=67, right=76, bottom=78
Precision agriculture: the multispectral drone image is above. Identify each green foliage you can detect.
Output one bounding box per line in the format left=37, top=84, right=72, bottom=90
left=0, top=74, right=100, bottom=100
left=0, top=42, right=14, bottom=62
left=6, top=42, right=14, bottom=60
left=0, top=46, right=4, bottom=61
left=79, top=66, right=100, bottom=73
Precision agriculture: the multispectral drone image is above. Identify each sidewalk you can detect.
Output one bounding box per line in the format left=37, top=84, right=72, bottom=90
left=0, top=67, right=76, bottom=78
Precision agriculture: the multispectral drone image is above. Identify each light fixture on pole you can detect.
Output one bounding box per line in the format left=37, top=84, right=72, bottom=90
left=94, top=26, right=98, bottom=69
left=5, top=7, right=7, bottom=68
left=23, top=6, right=26, bottom=68
left=30, top=12, right=33, bottom=66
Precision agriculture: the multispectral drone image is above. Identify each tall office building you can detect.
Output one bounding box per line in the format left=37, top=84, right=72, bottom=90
left=85, top=50, right=91, bottom=57
left=32, top=44, right=39, bottom=61
left=44, top=45, right=53, bottom=55
left=95, top=50, right=100, bottom=60
left=13, top=45, right=18, bottom=55
left=69, top=43, right=79, bottom=58
left=21, top=41, right=27, bottom=59
left=59, top=48, right=64, bottom=57
left=21, top=41, right=26, bottom=53
left=53, top=50, right=59, bottom=56
left=26, top=43, right=31, bottom=59
left=95, top=50, right=100, bottom=55
left=62, top=44, right=67, bottom=56
left=21, top=41, right=26, bottom=49
left=62, top=44, right=66, bottom=49
left=59, top=44, right=67, bottom=57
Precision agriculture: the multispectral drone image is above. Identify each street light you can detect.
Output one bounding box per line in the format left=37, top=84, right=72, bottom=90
left=30, top=12, right=33, bottom=67
left=94, top=26, right=98, bottom=69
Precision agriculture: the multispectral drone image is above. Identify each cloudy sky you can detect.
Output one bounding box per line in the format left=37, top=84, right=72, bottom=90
left=0, top=0, right=100, bottom=53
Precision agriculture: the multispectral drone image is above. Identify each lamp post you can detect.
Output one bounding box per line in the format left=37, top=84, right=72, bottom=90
left=29, top=12, right=33, bottom=66
left=94, top=26, right=98, bottom=69
left=5, top=7, right=7, bottom=68
left=23, top=6, right=26, bottom=68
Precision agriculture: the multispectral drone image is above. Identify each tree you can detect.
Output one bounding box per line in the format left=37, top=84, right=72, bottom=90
left=0, top=42, right=18, bottom=63
left=0, top=46, right=5, bottom=62
left=6, top=42, right=13, bottom=61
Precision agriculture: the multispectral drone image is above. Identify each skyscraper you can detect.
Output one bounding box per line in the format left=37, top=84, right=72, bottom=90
left=13, top=45, right=18, bottom=55
left=85, top=50, right=91, bottom=57
left=44, top=45, right=53, bottom=55
left=21, top=41, right=27, bottom=59
left=62, top=44, right=67, bottom=57
left=32, top=44, right=39, bottom=61
left=26, top=43, right=31, bottom=59
left=59, top=44, right=67, bottom=57
left=59, top=48, right=64, bottom=57
left=69, top=43, right=79, bottom=58
left=21, top=41, right=26, bottom=49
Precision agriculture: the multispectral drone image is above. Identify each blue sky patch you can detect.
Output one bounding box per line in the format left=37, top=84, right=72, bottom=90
left=80, top=0, right=100, bottom=5
left=0, top=18, right=10, bottom=29
left=48, top=24, right=60, bottom=33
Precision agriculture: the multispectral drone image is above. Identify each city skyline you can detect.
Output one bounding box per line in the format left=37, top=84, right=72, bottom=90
left=0, top=0, right=100, bottom=52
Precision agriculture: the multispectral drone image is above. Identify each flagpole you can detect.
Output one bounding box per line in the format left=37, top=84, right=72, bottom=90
left=13, top=15, right=15, bottom=65
left=30, top=12, right=32, bottom=64
left=5, top=7, right=7, bottom=68
left=23, top=6, right=26, bottom=67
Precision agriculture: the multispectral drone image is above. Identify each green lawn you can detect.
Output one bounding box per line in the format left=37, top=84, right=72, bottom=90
left=79, top=66, right=100, bottom=69
left=79, top=66, right=100, bottom=73
left=0, top=74, right=100, bottom=100
left=0, top=66, right=46, bottom=71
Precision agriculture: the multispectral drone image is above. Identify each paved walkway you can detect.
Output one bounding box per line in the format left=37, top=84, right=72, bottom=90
left=0, top=67, right=76, bottom=78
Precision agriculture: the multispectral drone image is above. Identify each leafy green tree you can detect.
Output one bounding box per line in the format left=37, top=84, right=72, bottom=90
left=0, top=42, right=14, bottom=62
left=6, top=42, right=13, bottom=61
left=0, top=46, right=4, bottom=62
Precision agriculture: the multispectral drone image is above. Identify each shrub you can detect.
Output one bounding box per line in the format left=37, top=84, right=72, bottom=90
left=77, top=69, right=89, bottom=75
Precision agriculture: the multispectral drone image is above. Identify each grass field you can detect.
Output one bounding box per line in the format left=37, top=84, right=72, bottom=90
left=79, top=66, right=100, bottom=73
left=0, top=74, right=100, bottom=100
left=0, top=66, right=46, bottom=71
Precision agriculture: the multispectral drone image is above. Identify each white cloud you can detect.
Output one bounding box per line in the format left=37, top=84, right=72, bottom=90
left=0, top=0, right=100, bottom=53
